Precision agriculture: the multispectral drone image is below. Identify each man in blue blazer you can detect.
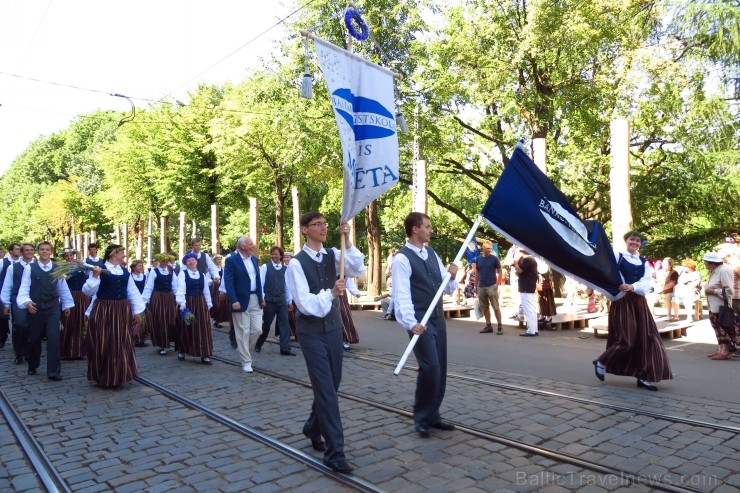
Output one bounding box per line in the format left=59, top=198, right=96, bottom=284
left=223, top=236, right=264, bottom=373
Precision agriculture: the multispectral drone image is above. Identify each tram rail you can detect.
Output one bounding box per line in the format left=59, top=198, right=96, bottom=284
left=0, top=387, right=72, bottom=493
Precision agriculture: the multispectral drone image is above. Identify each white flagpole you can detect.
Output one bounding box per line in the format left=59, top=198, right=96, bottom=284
left=394, top=214, right=483, bottom=375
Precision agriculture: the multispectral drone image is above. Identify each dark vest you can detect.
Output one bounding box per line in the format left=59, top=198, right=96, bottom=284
left=618, top=254, right=646, bottom=284
left=0, top=257, right=11, bottom=293
left=66, top=268, right=86, bottom=291
left=183, top=270, right=205, bottom=297
left=97, top=270, right=130, bottom=301
left=398, top=246, right=444, bottom=321
left=153, top=268, right=174, bottom=292
left=29, top=262, right=60, bottom=310
left=294, top=249, right=341, bottom=334
left=195, top=253, right=208, bottom=275
left=263, top=263, right=287, bottom=303
left=133, top=274, right=146, bottom=294
left=11, top=262, right=27, bottom=303
left=85, top=256, right=105, bottom=268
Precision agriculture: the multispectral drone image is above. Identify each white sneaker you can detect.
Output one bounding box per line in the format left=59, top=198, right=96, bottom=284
left=243, top=363, right=253, bottom=373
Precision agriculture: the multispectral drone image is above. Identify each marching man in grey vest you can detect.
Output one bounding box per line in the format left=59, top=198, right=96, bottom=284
left=190, top=237, right=221, bottom=283
left=255, top=246, right=295, bottom=356
left=16, top=241, right=74, bottom=380
left=286, top=212, right=364, bottom=474
left=393, top=212, right=459, bottom=438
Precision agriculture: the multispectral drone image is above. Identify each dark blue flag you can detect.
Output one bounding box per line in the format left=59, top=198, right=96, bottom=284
left=465, top=238, right=479, bottom=265
left=481, top=147, right=624, bottom=301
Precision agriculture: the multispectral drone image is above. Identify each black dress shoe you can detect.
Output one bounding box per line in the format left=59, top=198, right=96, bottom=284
left=15, top=356, right=23, bottom=365
left=415, top=423, right=430, bottom=438
left=27, top=369, right=36, bottom=375
left=519, top=332, right=538, bottom=337
left=303, top=430, right=325, bottom=451
left=280, top=351, right=297, bottom=356
left=431, top=422, right=456, bottom=431
left=593, top=360, right=605, bottom=382
left=637, top=379, right=658, bottom=391
left=324, top=459, right=353, bottom=474
left=48, top=375, right=62, bottom=381
left=254, top=345, right=261, bottom=353
left=479, top=326, right=494, bottom=333
left=201, top=357, right=212, bottom=365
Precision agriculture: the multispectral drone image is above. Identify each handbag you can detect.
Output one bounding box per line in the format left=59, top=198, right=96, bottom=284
left=717, top=288, right=735, bottom=330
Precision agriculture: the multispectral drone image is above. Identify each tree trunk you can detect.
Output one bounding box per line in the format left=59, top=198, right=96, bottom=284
left=364, top=200, right=382, bottom=296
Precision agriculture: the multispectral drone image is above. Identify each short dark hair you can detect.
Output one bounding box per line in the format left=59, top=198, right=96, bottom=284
left=88, top=242, right=99, bottom=249
left=20, top=243, right=35, bottom=252
left=191, top=237, right=202, bottom=246
left=7, top=242, right=20, bottom=251
left=404, top=212, right=429, bottom=237
left=300, top=211, right=324, bottom=228
left=270, top=246, right=284, bottom=256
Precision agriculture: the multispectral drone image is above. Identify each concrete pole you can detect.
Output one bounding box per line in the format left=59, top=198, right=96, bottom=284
left=249, top=198, right=259, bottom=254
left=76, top=234, right=83, bottom=255
left=114, top=224, right=121, bottom=244
left=122, top=223, right=128, bottom=258
left=609, top=118, right=633, bottom=247
left=532, top=138, right=547, bottom=174
left=90, top=230, right=96, bottom=244
left=147, top=212, right=153, bottom=265
left=64, top=236, right=70, bottom=248
left=160, top=216, right=168, bottom=254
left=83, top=233, right=90, bottom=259
left=291, top=187, right=301, bottom=253
left=179, top=212, right=187, bottom=261
left=211, top=204, right=220, bottom=255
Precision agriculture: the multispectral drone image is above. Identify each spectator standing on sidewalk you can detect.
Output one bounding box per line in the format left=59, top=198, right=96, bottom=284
left=475, top=240, right=503, bottom=334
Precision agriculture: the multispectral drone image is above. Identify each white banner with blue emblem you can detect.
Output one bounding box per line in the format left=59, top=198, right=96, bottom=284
left=313, top=36, right=400, bottom=221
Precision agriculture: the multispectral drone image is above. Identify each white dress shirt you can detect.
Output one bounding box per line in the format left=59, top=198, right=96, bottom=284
left=193, top=251, right=220, bottom=281
left=392, top=242, right=457, bottom=331
left=1, top=258, right=33, bottom=305
left=176, top=268, right=213, bottom=309
left=615, top=250, right=653, bottom=296
left=16, top=261, right=74, bottom=310
left=82, top=262, right=146, bottom=315
left=286, top=244, right=364, bottom=318
left=260, top=262, right=292, bottom=304
left=141, top=267, right=178, bottom=303
left=345, top=277, right=361, bottom=297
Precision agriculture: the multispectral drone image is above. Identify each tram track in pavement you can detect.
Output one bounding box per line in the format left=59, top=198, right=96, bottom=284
left=0, top=387, right=72, bottom=493
left=208, top=347, right=706, bottom=493
left=133, top=374, right=388, bottom=493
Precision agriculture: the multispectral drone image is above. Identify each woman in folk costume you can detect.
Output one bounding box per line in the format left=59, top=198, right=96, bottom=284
left=129, top=260, right=148, bottom=347
left=175, top=253, right=213, bottom=364
left=210, top=254, right=229, bottom=326
left=60, top=248, right=89, bottom=360
left=593, top=231, right=672, bottom=391
left=339, top=276, right=361, bottom=350
left=83, top=244, right=145, bottom=389
left=141, top=253, right=178, bottom=356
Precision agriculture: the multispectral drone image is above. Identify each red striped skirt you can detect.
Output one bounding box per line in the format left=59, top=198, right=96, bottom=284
left=147, top=290, right=177, bottom=348
left=61, top=290, right=90, bottom=359
left=339, top=293, right=359, bottom=344
left=599, top=291, right=672, bottom=382
left=177, top=295, right=213, bottom=357
left=86, top=298, right=138, bottom=388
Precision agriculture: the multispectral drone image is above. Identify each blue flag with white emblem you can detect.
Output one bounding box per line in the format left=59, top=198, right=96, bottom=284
left=313, top=37, right=400, bottom=221
left=481, top=148, right=624, bottom=301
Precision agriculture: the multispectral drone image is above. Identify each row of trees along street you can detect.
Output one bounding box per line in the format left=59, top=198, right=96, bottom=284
left=0, top=0, right=737, bottom=296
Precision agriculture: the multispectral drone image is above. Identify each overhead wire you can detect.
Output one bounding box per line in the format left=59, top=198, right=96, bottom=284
left=17, top=0, right=54, bottom=71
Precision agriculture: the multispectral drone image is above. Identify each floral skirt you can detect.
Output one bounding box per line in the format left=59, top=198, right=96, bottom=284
left=61, top=290, right=89, bottom=359
left=147, top=291, right=177, bottom=349
left=177, top=295, right=213, bottom=357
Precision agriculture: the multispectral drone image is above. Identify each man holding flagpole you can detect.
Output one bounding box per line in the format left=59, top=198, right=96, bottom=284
left=393, top=212, right=459, bottom=438
left=286, top=212, right=364, bottom=473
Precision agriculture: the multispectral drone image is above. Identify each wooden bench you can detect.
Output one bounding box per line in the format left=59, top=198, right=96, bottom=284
left=443, top=304, right=472, bottom=319
left=591, top=323, right=688, bottom=339
left=518, top=312, right=605, bottom=331
left=349, top=300, right=381, bottom=311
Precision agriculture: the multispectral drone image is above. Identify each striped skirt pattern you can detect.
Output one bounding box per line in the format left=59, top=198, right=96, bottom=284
left=177, top=295, right=213, bottom=357
left=86, top=299, right=138, bottom=388
left=147, top=291, right=178, bottom=349
left=599, top=291, right=672, bottom=382
left=61, top=290, right=89, bottom=359
left=211, top=287, right=229, bottom=324
left=339, top=293, right=359, bottom=345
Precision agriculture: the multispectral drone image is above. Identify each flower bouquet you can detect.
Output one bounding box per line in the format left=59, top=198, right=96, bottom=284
left=51, top=262, right=109, bottom=281
left=180, top=307, right=195, bottom=326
